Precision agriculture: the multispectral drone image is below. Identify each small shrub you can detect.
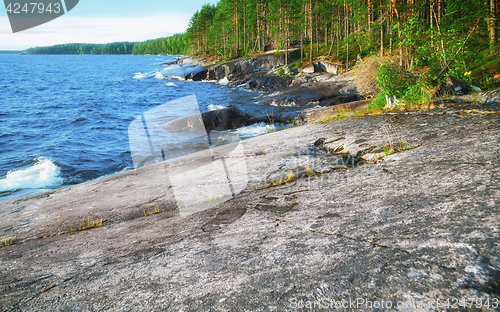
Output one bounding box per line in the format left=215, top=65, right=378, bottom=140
left=376, top=63, right=405, bottom=98
left=402, top=83, right=431, bottom=109
left=286, top=170, right=296, bottom=182
left=382, top=144, right=394, bottom=156
left=369, top=93, right=387, bottom=110
left=306, top=166, right=314, bottom=175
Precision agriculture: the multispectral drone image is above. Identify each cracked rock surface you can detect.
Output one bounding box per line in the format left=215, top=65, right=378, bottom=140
left=1, top=104, right=499, bottom=311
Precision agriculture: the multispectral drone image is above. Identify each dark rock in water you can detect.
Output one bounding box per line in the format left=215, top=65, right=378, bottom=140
left=201, top=107, right=254, bottom=131
left=443, top=76, right=471, bottom=95
left=246, top=79, right=259, bottom=89
left=207, top=68, right=217, bottom=80
left=162, top=107, right=253, bottom=132
left=214, top=66, right=226, bottom=80
left=189, top=69, right=208, bottom=81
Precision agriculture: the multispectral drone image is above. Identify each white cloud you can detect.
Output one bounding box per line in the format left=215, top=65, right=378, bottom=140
left=0, top=14, right=191, bottom=50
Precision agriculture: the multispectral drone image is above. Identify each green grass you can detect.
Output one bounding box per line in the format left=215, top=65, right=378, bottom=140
left=382, top=144, right=394, bottom=156
left=207, top=195, right=224, bottom=202
left=286, top=170, right=296, bottom=182
left=306, top=166, right=315, bottom=175
left=78, top=217, right=103, bottom=231
left=144, top=204, right=162, bottom=216
left=2, top=236, right=11, bottom=246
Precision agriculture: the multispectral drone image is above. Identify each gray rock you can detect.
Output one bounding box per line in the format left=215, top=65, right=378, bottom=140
left=479, top=87, right=500, bottom=108
left=284, top=66, right=298, bottom=75
left=291, top=76, right=307, bottom=86
left=443, top=76, right=471, bottom=95
left=317, top=61, right=342, bottom=74
left=302, top=63, right=315, bottom=74
left=235, top=59, right=262, bottom=73
left=339, top=85, right=358, bottom=96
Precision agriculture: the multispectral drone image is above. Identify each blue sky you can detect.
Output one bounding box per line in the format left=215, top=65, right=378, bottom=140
left=0, top=0, right=218, bottom=50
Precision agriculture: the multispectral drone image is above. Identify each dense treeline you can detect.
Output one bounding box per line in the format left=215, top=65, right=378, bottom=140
left=131, top=34, right=190, bottom=55
left=23, top=35, right=191, bottom=56
left=186, top=0, right=499, bottom=78
left=25, top=42, right=136, bottom=55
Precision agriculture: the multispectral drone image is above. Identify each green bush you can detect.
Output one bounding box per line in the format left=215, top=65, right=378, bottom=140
left=376, top=63, right=405, bottom=98
left=402, top=84, right=431, bottom=108
left=369, top=93, right=387, bottom=110
left=374, top=63, right=432, bottom=109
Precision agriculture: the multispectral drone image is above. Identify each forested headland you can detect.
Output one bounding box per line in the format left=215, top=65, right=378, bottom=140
left=24, top=42, right=136, bottom=55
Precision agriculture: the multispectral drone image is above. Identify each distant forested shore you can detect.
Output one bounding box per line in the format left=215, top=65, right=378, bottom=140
left=23, top=34, right=189, bottom=55
left=24, top=42, right=136, bottom=55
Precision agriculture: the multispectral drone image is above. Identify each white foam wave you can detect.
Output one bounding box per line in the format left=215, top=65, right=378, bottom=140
left=155, top=72, right=165, bottom=79
left=218, top=77, right=230, bottom=85
left=0, top=158, right=63, bottom=192
left=165, top=82, right=177, bottom=87
left=207, top=103, right=227, bottom=111
left=231, top=122, right=274, bottom=139
left=133, top=72, right=148, bottom=79
left=268, top=91, right=281, bottom=97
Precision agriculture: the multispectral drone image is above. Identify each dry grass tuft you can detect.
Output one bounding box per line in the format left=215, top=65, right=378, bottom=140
left=351, top=55, right=399, bottom=97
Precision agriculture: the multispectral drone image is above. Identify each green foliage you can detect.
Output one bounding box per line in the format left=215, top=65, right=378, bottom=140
left=132, top=34, right=190, bottom=55
left=402, top=84, right=431, bottom=109
left=375, top=63, right=405, bottom=98
left=374, top=63, right=432, bottom=109
left=370, top=93, right=387, bottom=111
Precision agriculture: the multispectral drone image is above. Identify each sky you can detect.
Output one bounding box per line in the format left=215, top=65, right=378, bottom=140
left=0, top=0, right=218, bottom=50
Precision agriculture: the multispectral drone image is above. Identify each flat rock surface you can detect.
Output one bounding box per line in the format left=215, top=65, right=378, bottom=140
left=1, top=104, right=500, bottom=311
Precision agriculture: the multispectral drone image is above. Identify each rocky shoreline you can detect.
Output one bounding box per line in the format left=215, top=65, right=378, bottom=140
left=1, top=53, right=500, bottom=311
left=168, top=53, right=500, bottom=132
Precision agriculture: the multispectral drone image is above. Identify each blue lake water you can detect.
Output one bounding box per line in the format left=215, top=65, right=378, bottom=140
left=0, top=54, right=285, bottom=199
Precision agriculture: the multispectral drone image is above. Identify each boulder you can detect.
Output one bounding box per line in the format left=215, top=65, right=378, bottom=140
left=339, top=85, right=358, bottom=96
left=478, top=87, right=500, bottom=108
left=317, top=62, right=342, bottom=74
left=201, top=106, right=254, bottom=131
left=235, top=59, right=262, bottom=73
left=246, top=80, right=259, bottom=89
left=302, top=63, right=315, bottom=74
left=291, top=77, right=307, bottom=86
left=214, top=66, right=226, bottom=80
left=190, top=69, right=208, bottom=81
left=207, top=68, right=217, bottom=80
left=255, top=54, right=286, bottom=68
left=443, top=76, right=471, bottom=95
left=223, top=63, right=235, bottom=76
